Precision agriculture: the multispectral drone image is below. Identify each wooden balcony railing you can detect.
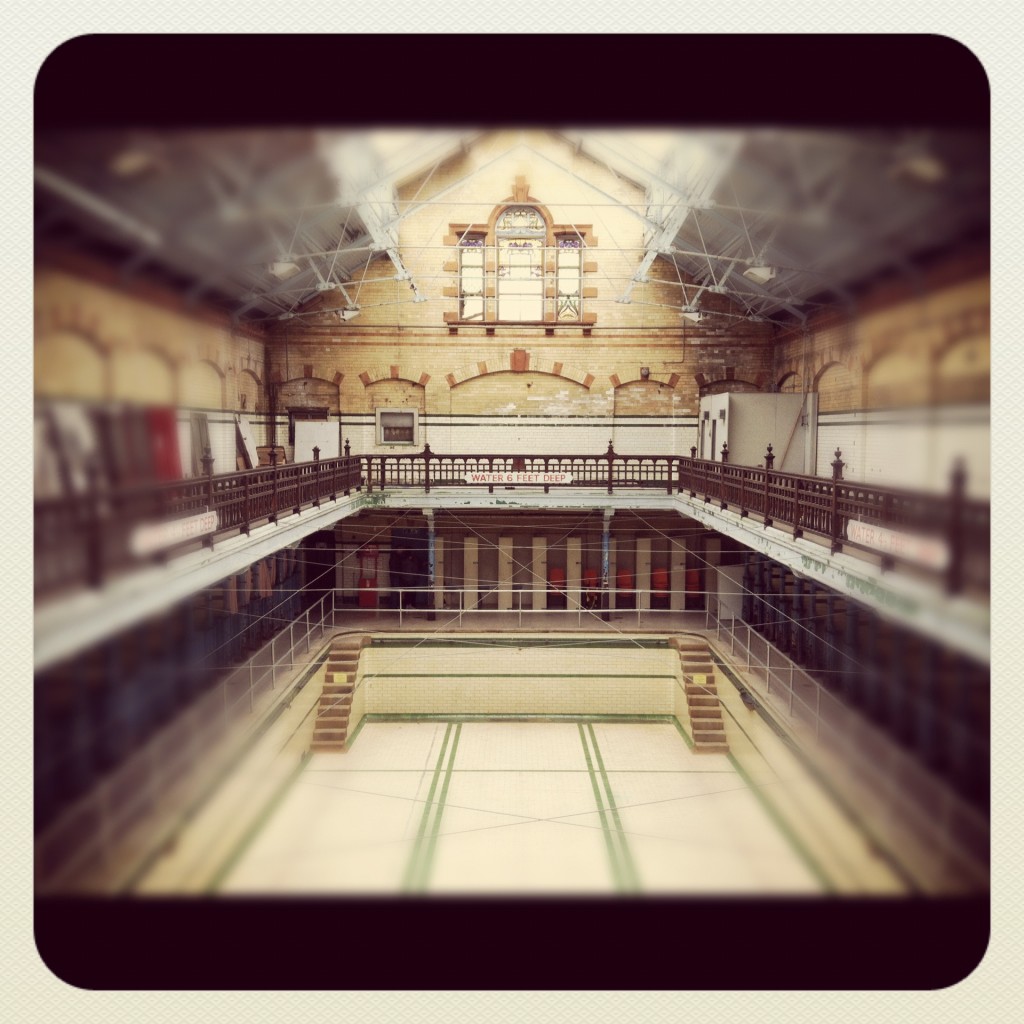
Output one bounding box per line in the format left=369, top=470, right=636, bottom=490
left=34, top=442, right=989, bottom=599
left=35, top=448, right=363, bottom=598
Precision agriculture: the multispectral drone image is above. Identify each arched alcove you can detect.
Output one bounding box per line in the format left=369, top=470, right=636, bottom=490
left=35, top=330, right=108, bottom=400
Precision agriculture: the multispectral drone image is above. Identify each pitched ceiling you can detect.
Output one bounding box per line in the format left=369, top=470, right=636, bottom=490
left=34, top=126, right=988, bottom=328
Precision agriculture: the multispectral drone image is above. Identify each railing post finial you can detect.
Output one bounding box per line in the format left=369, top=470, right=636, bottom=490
left=312, top=445, right=320, bottom=462
left=831, top=448, right=844, bottom=481
left=721, top=441, right=729, bottom=464
left=764, top=443, right=774, bottom=471
left=344, top=437, right=351, bottom=458
left=202, top=446, right=214, bottom=476
left=690, top=445, right=697, bottom=459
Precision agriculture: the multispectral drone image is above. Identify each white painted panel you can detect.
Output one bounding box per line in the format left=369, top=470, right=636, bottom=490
left=716, top=565, right=746, bottom=621
left=176, top=417, right=193, bottom=477
left=207, top=419, right=237, bottom=474
left=294, top=420, right=340, bottom=462
left=236, top=414, right=259, bottom=468
left=817, top=406, right=989, bottom=498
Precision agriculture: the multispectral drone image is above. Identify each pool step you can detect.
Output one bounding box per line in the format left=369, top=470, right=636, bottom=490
left=670, top=637, right=730, bottom=755
left=310, top=635, right=370, bottom=752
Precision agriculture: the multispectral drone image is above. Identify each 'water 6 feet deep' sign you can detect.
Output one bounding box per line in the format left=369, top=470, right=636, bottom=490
left=463, top=472, right=574, bottom=485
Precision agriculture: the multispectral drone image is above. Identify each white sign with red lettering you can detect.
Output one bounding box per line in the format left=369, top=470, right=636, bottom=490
left=845, top=520, right=950, bottom=570
left=463, top=471, right=574, bottom=485
left=130, top=510, right=219, bottom=556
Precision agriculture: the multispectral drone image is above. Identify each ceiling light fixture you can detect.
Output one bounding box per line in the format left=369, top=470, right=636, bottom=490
left=269, top=256, right=301, bottom=280
left=336, top=308, right=361, bottom=321
left=742, top=264, right=776, bottom=285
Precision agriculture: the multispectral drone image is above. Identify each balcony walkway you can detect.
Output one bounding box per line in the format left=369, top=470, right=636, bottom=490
left=34, top=448, right=990, bottom=670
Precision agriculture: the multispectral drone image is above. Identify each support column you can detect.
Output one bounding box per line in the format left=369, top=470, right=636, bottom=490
left=824, top=593, right=838, bottom=686
left=636, top=536, right=652, bottom=611
left=601, top=509, right=613, bottom=621
left=498, top=535, right=514, bottom=610
left=741, top=554, right=754, bottom=623
left=608, top=536, right=618, bottom=610
left=669, top=535, right=687, bottom=611
left=425, top=510, right=437, bottom=622
left=567, top=535, right=582, bottom=611
left=842, top=599, right=860, bottom=704
left=433, top=536, right=445, bottom=615
left=792, top=575, right=805, bottom=662
left=531, top=536, right=547, bottom=611
left=464, top=536, right=478, bottom=611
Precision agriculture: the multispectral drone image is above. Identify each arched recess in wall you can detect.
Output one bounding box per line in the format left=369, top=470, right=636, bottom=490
left=110, top=346, right=176, bottom=405
left=35, top=330, right=108, bottom=400
left=935, top=333, right=989, bottom=405
left=237, top=368, right=263, bottom=413
left=865, top=346, right=929, bottom=409
left=699, top=377, right=762, bottom=397
left=813, top=360, right=857, bottom=412
left=363, top=378, right=427, bottom=415
left=612, top=379, right=679, bottom=418
left=179, top=358, right=227, bottom=411
left=449, top=369, right=591, bottom=417
left=276, top=376, right=341, bottom=447
left=777, top=371, right=804, bottom=393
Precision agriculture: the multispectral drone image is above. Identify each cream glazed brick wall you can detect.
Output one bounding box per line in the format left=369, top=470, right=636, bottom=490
left=360, top=645, right=676, bottom=716
left=35, top=262, right=268, bottom=411
left=340, top=414, right=699, bottom=457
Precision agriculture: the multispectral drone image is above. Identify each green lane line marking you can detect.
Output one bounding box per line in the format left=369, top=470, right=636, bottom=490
left=587, top=723, right=640, bottom=893
left=372, top=638, right=669, bottom=649
left=418, top=722, right=462, bottom=892
left=345, top=713, right=368, bottom=749
left=727, top=752, right=833, bottom=894
left=361, top=713, right=674, bottom=724
left=206, top=751, right=312, bottom=894
left=401, top=723, right=452, bottom=893
left=670, top=714, right=695, bottom=750
left=367, top=673, right=677, bottom=679
left=579, top=723, right=623, bottom=891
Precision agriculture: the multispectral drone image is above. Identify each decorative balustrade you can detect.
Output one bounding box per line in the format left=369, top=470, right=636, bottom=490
left=35, top=449, right=363, bottom=596
left=35, top=441, right=988, bottom=598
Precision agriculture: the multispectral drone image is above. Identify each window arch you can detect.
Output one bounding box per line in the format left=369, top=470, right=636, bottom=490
left=446, top=185, right=596, bottom=326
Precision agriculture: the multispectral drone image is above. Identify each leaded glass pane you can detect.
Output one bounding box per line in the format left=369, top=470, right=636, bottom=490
left=460, top=235, right=485, bottom=321
left=498, top=236, right=544, bottom=320
left=556, top=236, right=583, bottom=321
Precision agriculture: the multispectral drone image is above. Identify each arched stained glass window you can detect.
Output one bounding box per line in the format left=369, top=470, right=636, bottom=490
left=496, top=207, right=545, bottom=321
left=451, top=203, right=591, bottom=324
